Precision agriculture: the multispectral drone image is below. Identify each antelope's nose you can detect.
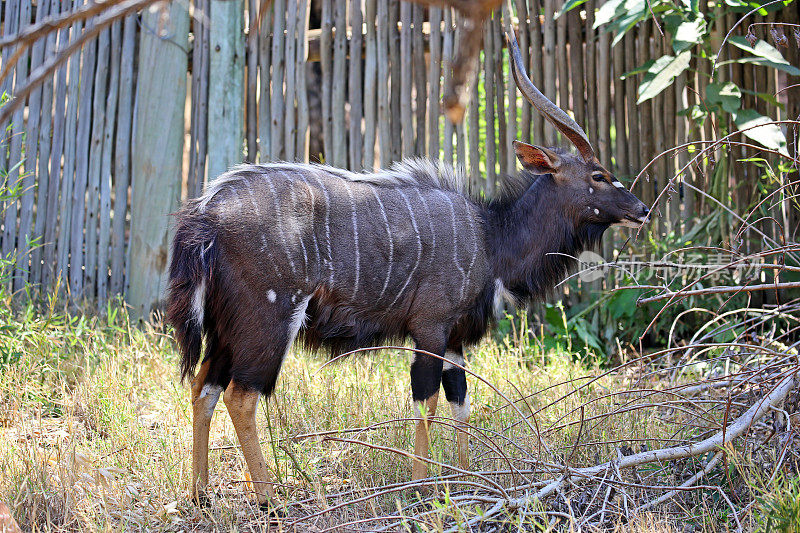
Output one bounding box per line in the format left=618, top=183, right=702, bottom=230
left=638, top=204, right=650, bottom=222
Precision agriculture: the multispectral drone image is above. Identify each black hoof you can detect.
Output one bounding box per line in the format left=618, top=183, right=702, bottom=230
left=193, top=492, right=212, bottom=507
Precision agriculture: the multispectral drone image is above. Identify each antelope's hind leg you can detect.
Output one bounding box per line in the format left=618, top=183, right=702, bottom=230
left=441, top=350, right=470, bottom=470
left=190, top=358, right=222, bottom=503
left=410, top=348, right=444, bottom=482
left=223, top=292, right=311, bottom=507
left=223, top=382, right=275, bottom=505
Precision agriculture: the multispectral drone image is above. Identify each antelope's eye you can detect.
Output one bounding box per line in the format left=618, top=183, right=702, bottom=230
left=592, top=174, right=606, bottom=183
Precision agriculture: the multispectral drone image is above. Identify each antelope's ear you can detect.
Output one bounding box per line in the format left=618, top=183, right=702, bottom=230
left=513, top=141, right=561, bottom=173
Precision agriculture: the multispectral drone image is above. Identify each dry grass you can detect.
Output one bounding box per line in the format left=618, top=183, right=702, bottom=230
left=0, top=300, right=798, bottom=532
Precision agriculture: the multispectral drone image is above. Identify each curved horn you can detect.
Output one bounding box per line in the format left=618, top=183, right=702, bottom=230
left=505, top=31, right=596, bottom=163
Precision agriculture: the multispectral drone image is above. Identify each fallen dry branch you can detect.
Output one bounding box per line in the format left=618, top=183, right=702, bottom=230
left=283, top=318, right=799, bottom=532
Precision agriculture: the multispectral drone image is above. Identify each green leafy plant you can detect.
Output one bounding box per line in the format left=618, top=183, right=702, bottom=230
left=563, top=0, right=797, bottom=155
left=758, top=474, right=800, bottom=532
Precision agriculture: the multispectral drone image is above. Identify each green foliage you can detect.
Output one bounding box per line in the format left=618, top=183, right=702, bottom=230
left=758, top=475, right=800, bottom=532
left=563, top=0, right=796, bottom=154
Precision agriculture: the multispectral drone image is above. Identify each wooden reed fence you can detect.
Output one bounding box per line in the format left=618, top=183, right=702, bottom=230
left=0, top=0, right=797, bottom=315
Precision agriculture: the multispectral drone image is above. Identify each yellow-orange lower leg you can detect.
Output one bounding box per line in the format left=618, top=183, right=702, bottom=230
left=223, top=382, right=274, bottom=504
left=190, top=360, right=220, bottom=501
left=412, top=392, right=439, bottom=481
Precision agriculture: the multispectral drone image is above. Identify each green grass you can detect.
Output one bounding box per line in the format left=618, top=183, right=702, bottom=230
left=0, top=298, right=796, bottom=532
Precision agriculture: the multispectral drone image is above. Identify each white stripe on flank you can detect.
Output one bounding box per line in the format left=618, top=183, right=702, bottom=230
left=305, top=171, right=334, bottom=283
left=440, top=191, right=467, bottom=299
left=413, top=188, right=436, bottom=268
left=297, top=173, right=321, bottom=272
left=460, top=196, right=477, bottom=298
left=372, top=188, right=394, bottom=300
left=248, top=183, right=282, bottom=278
left=283, top=173, right=309, bottom=282
left=264, top=174, right=298, bottom=276
left=612, top=179, right=625, bottom=189
left=192, top=279, right=206, bottom=326
left=344, top=182, right=360, bottom=300
left=388, top=189, right=422, bottom=308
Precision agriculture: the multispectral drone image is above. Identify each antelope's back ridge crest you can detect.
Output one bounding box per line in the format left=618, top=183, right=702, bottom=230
left=194, top=159, right=474, bottom=213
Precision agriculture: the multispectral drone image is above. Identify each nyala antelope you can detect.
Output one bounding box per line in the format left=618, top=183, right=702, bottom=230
left=167, top=33, right=650, bottom=507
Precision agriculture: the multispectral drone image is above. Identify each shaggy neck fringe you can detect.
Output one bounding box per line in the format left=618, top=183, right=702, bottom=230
left=485, top=173, right=608, bottom=302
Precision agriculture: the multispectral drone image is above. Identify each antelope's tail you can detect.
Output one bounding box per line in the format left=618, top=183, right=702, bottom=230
left=166, top=206, right=218, bottom=381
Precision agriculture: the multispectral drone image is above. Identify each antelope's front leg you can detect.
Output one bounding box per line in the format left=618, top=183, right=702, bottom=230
left=410, top=353, right=443, bottom=481
left=441, top=350, right=470, bottom=470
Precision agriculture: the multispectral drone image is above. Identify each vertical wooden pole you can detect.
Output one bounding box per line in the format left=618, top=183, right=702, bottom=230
left=348, top=0, right=363, bottom=167
left=246, top=0, right=259, bottom=162
left=492, top=17, right=505, bottom=177
left=5, top=0, right=31, bottom=289
left=443, top=8, right=454, bottom=166
left=0, top=0, right=21, bottom=229
left=57, top=3, right=83, bottom=289
left=257, top=0, right=273, bottom=160
left=97, top=22, right=122, bottom=304
left=624, top=29, right=639, bottom=177
left=389, top=0, right=401, bottom=161
left=412, top=4, right=426, bottom=156
left=111, top=14, right=136, bottom=295
left=568, top=8, right=584, bottom=131
left=296, top=0, right=310, bottom=161
left=43, top=0, right=70, bottom=289
left=69, top=9, right=95, bottom=299
left=555, top=0, right=568, bottom=131
left=271, top=0, right=287, bottom=160
left=542, top=0, right=556, bottom=146
left=84, top=28, right=110, bottom=298
left=31, top=0, right=58, bottom=287
left=363, top=0, right=377, bottom=169
left=208, top=0, right=245, bottom=179
left=483, top=17, right=496, bottom=195
left=15, top=0, right=48, bottom=291
left=377, top=0, right=391, bottom=166
left=584, top=0, right=597, bottom=148
left=284, top=0, right=298, bottom=161
left=401, top=0, right=414, bottom=158
left=331, top=0, right=347, bottom=166
left=427, top=6, right=442, bottom=161
left=128, top=1, right=189, bottom=317
left=528, top=0, right=544, bottom=143
left=468, top=72, right=480, bottom=193
left=638, top=20, right=653, bottom=205
left=502, top=1, right=516, bottom=174
left=515, top=0, right=530, bottom=140
left=613, top=39, right=627, bottom=174
left=597, top=26, right=610, bottom=168
left=188, top=0, right=210, bottom=196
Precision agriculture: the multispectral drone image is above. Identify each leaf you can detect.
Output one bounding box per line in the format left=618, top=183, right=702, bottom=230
left=732, top=109, right=788, bottom=155
left=556, top=0, right=587, bottom=18
left=727, top=36, right=800, bottom=76
left=637, top=51, right=691, bottom=103
left=621, top=59, right=655, bottom=80
left=593, top=0, right=626, bottom=27
left=706, top=81, right=741, bottom=114
left=672, top=19, right=706, bottom=53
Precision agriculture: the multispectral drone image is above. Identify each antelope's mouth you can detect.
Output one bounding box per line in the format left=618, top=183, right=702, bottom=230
left=616, top=214, right=649, bottom=228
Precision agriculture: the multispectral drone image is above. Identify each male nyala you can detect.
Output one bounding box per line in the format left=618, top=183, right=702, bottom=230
left=167, top=34, right=650, bottom=507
